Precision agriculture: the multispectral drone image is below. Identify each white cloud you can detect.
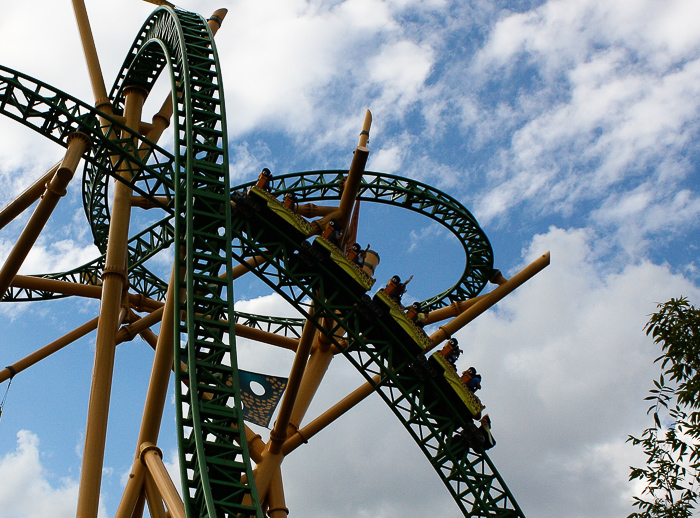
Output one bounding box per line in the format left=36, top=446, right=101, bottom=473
left=455, top=0, right=700, bottom=256
left=1, top=2, right=699, bottom=517
left=0, top=430, right=107, bottom=518
left=367, top=40, right=434, bottom=109
left=0, top=235, right=98, bottom=277
left=218, top=0, right=399, bottom=136
left=452, top=226, right=700, bottom=516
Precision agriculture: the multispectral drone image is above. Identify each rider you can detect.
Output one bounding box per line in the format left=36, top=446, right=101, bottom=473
left=439, top=338, right=461, bottom=366
left=461, top=366, right=481, bottom=392
left=255, top=167, right=273, bottom=191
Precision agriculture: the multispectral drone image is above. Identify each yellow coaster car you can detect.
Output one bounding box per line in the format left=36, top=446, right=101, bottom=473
left=246, top=186, right=312, bottom=241
left=430, top=352, right=485, bottom=420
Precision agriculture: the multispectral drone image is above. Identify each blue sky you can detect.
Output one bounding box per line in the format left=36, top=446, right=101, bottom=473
left=1, top=0, right=700, bottom=517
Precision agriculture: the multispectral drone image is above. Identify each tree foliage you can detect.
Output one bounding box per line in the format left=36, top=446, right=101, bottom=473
left=628, top=297, right=700, bottom=518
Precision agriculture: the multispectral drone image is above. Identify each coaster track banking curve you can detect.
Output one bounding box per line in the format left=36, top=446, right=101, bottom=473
left=0, top=6, right=525, bottom=517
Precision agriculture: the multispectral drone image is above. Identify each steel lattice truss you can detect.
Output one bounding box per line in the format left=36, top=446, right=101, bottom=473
left=0, top=5, right=539, bottom=518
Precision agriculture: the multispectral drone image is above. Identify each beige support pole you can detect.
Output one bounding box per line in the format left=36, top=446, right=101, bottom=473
left=207, top=9, right=228, bottom=33
left=267, top=469, right=289, bottom=518
left=10, top=274, right=103, bottom=299
left=71, top=0, right=111, bottom=112
left=8, top=276, right=163, bottom=313
left=116, top=308, right=165, bottom=345
left=336, top=131, right=370, bottom=240
left=422, top=297, right=484, bottom=326
left=234, top=324, right=299, bottom=351
left=268, top=314, right=318, bottom=455
left=249, top=313, right=318, bottom=505
left=357, top=109, right=372, bottom=148
left=0, top=161, right=60, bottom=230
left=246, top=427, right=266, bottom=463
left=226, top=254, right=267, bottom=280
left=77, top=87, right=145, bottom=518
left=138, top=328, right=160, bottom=350
left=136, top=264, right=178, bottom=446
left=282, top=374, right=379, bottom=456
left=115, top=259, right=181, bottom=518
left=143, top=473, right=168, bottom=518
left=428, top=252, right=551, bottom=349
left=0, top=317, right=99, bottom=384
left=0, top=134, right=89, bottom=298
left=293, top=203, right=339, bottom=218
left=140, top=443, right=185, bottom=518
left=286, top=323, right=336, bottom=437
left=118, top=459, right=147, bottom=518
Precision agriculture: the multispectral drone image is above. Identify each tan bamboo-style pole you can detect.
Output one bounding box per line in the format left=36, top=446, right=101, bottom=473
left=8, top=275, right=163, bottom=313
left=286, top=347, right=333, bottom=432
left=225, top=254, right=267, bottom=279
left=308, top=111, right=371, bottom=236
left=117, top=458, right=147, bottom=518
left=137, top=327, right=160, bottom=350
left=422, top=296, right=484, bottom=326
left=117, top=303, right=300, bottom=353
left=282, top=374, right=379, bottom=456
left=428, top=252, right=551, bottom=349
left=336, top=113, right=371, bottom=243
left=250, top=313, right=318, bottom=504
left=77, top=87, right=146, bottom=518
left=10, top=274, right=103, bottom=299
left=143, top=474, right=168, bottom=518
left=140, top=443, right=185, bottom=518
left=267, top=469, right=289, bottom=518
left=0, top=161, right=60, bottom=231
left=293, top=203, right=338, bottom=219
left=235, top=324, right=299, bottom=351
left=246, top=427, right=266, bottom=463
left=0, top=317, right=99, bottom=384
left=285, top=319, right=337, bottom=437
left=71, top=0, right=111, bottom=113
left=0, top=134, right=89, bottom=298
left=116, top=308, right=165, bottom=345
left=357, top=109, right=372, bottom=148
left=136, top=262, right=179, bottom=446
left=268, top=314, right=318, bottom=455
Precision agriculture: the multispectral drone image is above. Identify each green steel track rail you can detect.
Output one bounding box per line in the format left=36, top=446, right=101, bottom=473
left=1, top=8, right=263, bottom=517
left=0, top=6, right=525, bottom=517
left=228, top=185, right=523, bottom=517
left=113, top=8, right=262, bottom=517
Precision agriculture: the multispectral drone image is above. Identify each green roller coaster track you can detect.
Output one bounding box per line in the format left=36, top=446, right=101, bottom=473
left=0, top=6, right=526, bottom=517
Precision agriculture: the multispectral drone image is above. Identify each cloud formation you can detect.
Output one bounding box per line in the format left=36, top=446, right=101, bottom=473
left=0, top=0, right=699, bottom=517
left=0, top=430, right=106, bottom=518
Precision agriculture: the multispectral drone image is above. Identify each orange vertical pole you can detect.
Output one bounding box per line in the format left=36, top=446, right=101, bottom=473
left=71, top=0, right=111, bottom=113
left=336, top=111, right=371, bottom=242
left=285, top=321, right=336, bottom=437
left=268, top=314, right=318, bottom=455
left=267, top=470, right=289, bottom=518
left=115, top=261, right=180, bottom=518
left=250, top=313, right=318, bottom=505
left=76, top=86, right=146, bottom=518
left=140, top=443, right=185, bottom=518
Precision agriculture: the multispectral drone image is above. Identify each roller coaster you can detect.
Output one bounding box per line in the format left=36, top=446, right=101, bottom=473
left=0, top=4, right=549, bottom=517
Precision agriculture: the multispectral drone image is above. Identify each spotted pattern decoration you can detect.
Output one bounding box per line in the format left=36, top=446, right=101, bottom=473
left=238, top=370, right=289, bottom=428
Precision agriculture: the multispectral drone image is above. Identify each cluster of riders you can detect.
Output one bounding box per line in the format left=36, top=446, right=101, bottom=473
left=253, top=167, right=494, bottom=450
